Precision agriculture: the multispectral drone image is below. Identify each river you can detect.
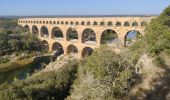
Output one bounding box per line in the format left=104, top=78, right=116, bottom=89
left=0, top=56, right=51, bottom=85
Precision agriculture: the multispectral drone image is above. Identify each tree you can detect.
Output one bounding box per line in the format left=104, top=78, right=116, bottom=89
left=145, top=5, right=170, bottom=55
left=68, top=46, right=139, bottom=99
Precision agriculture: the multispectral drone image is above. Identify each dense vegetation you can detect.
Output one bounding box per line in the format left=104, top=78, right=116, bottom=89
left=145, top=7, right=170, bottom=56
left=0, top=19, right=45, bottom=57
left=0, top=60, right=78, bottom=100
left=0, top=19, right=49, bottom=88
left=67, top=46, right=140, bottom=100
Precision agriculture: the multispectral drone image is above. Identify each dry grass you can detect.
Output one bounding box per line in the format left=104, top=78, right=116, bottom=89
left=126, top=54, right=170, bottom=100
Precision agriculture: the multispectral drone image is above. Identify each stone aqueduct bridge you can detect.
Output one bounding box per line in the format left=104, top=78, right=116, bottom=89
left=18, top=16, right=155, bottom=58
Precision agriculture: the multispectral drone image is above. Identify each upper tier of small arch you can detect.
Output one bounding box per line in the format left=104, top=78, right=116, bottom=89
left=18, top=16, right=156, bottom=27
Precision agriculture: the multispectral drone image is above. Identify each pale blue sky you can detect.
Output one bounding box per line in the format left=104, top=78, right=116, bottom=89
left=0, top=0, right=169, bottom=16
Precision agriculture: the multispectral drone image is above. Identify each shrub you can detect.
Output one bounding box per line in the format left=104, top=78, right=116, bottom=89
left=68, top=46, right=139, bottom=99
left=0, top=60, right=78, bottom=100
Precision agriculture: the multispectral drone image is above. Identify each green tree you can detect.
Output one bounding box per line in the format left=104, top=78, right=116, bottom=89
left=145, top=5, right=170, bottom=55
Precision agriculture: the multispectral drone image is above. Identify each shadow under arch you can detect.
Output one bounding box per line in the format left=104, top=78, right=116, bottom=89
left=124, top=21, right=130, bottom=26
left=82, top=47, right=93, bottom=58
left=82, top=28, right=96, bottom=44
left=51, top=27, right=63, bottom=39
left=67, top=44, right=78, bottom=54
left=24, top=25, right=30, bottom=32
left=32, top=25, right=39, bottom=36
left=41, top=40, right=49, bottom=53
left=100, top=29, right=119, bottom=45
left=66, top=27, right=78, bottom=41
left=41, top=26, right=49, bottom=37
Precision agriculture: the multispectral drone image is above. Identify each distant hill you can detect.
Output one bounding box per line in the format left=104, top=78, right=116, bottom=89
left=0, top=15, right=158, bottom=19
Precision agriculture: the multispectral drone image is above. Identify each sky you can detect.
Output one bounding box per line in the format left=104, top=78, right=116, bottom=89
left=0, top=0, right=169, bottom=16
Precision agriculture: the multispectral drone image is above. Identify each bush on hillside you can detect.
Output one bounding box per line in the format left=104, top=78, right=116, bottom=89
left=145, top=6, right=170, bottom=56
left=0, top=60, right=78, bottom=100
left=67, top=46, right=140, bottom=100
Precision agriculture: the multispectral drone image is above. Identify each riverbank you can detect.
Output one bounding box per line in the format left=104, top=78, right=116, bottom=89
left=0, top=58, right=33, bottom=73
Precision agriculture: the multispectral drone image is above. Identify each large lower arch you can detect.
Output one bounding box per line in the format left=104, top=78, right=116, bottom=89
left=100, top=29, right=118, bottom=44
left=24, top=25, right=30, bottom=32
left=51, top=27, right=63, bottom=39
left=82, top=28, right=96, bottom=44
left=41, top=26, right=49, bottom=37
left=66, top=27, right=78, bottom=41
left=82, top=47, right=93, bottom=58
left=67, top=44, right=78, bottom=54
left=41, top=40, right=49, bottom=53
left=32, top=25, right=39, bottom=36
left=52, top=42, right=64, bottom=57
left=124, top=30, right=141, bottom=46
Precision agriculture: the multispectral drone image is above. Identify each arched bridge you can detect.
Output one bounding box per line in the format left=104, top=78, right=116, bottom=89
left=18, top=16, right=155, bottom=58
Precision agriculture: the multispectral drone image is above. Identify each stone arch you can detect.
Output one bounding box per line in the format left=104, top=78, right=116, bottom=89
left=124, top=21, right=130, bottom=26
left=57, top=21, right=60, bottom=24
left=108, top=21, right=113, bottom=26
left=39, top=21, right=42, bottom=24
left=82, top=47, right=93, bottom=58
left=70, top=21, right=74, bottom=25
left=132, top=22, right=138, bottom=26
left=87, top=21, right=91, bottom=25
left=124, top=30, right=142, bottom=46
left=61, top=21, right=64, bottom=24
left=53, top=21, right=56, bottom=24
left=43, top=21, right=45, bottom=24
left=116, top=22, right=121, bottom=26
left=51, top=27, right=63, bottom=39
left=41, top=26, right=49, bottom=37
left=67, top=44, right=78, bottom=54
left=32, top=25, right=39, bottom=36
left=41, top=40, right=49, bottom=53
left=82, top=28, right=96, bottom=44
left=50, top=21, right=52, bottom=24
left=76, top=21, right=79, bottom=25
left=24, top=25, right=30, bottom=32
left=100, top=22, right=105, bottom=26
left=93, top=21, right=98, bottom=25
left=100, top=29, right=119, bottom=44
left=52, top=42, right=64, bottom=58
left=66, top=27, right=78, bottom=41
left=65, top=21, right=69, bottom=25
left=46, top=21, right=49, bottom=24
left=81, top=21, right=85, bottom=25
left=141, top=22, right=147, bottom=26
